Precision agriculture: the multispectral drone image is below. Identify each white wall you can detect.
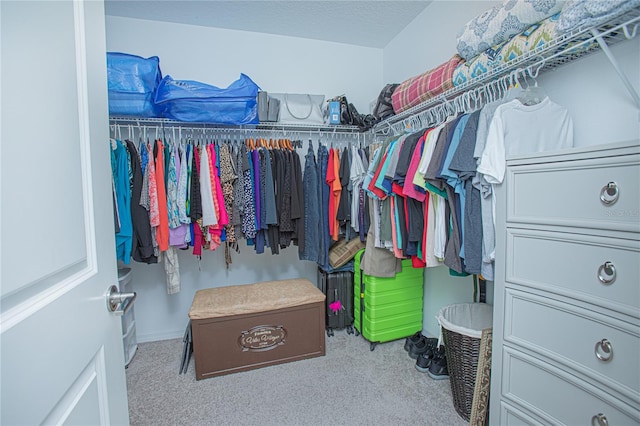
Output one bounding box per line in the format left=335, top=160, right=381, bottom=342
left=383, top=0, right=500, bottom=84
left=536, top=39, right=639, bottom=146
left=106, top=16, right=381, bottom=114
left=384, top=0, right=639, bottom=337
left=106, top=16, right=383, bottom=342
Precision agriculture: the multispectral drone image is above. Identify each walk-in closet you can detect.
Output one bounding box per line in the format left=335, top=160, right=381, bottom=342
left=2, top=1, right=638, bottom=425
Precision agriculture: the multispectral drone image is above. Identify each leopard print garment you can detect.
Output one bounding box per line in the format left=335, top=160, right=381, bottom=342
left=218, top=144, right=238, bottom=252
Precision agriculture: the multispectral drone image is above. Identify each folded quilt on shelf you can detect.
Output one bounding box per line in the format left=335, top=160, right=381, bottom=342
left=391, top=54, right=464, bottom=115
left=455, top=0, right=565, bottom=61
left=556, top=0, right=640, bottom=33
left=452, top=12, right=597, bottom=87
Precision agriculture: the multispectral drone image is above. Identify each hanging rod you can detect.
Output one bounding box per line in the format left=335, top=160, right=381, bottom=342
left=109, top=116, right=362, bottom=134
left=373, top=7, right=640, bottom=134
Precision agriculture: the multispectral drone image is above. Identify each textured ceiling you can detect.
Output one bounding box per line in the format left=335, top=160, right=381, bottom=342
left=104, top=1, right=432, bottom=48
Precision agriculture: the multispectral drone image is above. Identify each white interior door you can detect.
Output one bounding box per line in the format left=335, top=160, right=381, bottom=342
left=1, top=1, right=129, bottom=424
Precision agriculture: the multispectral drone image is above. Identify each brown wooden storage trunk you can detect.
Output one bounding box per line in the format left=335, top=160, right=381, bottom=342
left=189, top=279, right=326, bottom=380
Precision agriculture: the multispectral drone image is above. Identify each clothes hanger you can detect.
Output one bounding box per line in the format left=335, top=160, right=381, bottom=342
left=503, top=69, right=520, bottom=102
left=466, top=91, right=475, bottom=112
left=470, top=88, right=481, bottom=111
left=433, top=106, right=442, bottom=126
left=517, top=66, right=546, bottom=106
left=490, top=79, right=498, bottom=103
left=454, top=96, right=462, bottom=115
left=109, top=125, right=118, bottom=149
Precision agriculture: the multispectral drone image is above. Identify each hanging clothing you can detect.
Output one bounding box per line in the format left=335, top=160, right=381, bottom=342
left=164, top=246, right=180, bottom=294
left=177, top=144, right=190, bottom=225
left=232, top=144, right=245, bottom=240
left=111, top=139, right=132, bottom=263
left=440, top=115, right=471, bottom=274
left=349, top=145, right=367, bottom=234
left=478, top=97, right=574, bottom=185
left=317, top=144, right=331, bottom=269
left=479, top=97, right=573, bottom=276
left=301, top=142, right=319, bottom=262
left=336, top=147, right=351, bottom=230
left=219, top=144, right=238, bottom=256
left=242, top=147, right=257, bottom=240
left=154, top=139, right=170, bottom=252
left=326, top=148, right=342, bottom=241
left=168, top=143, right=189, bottom=248
left=166, top=144, right=181, bottom=229
left=472, top=100, right=503, bottom=281
left=199, top=145, right=217, bottom=227
left=125, top=140, right=157, bottom=264
left=262, top=148, right=279, bottom=254
left=449, top=110, right=482, bottom=274
left=207, top=143, right=228, bottom=251
left=255, top=148, right=268, bottom=254
left=189, top=146, right=203, bottom=222
left=291, top=149, right=304, bottom=248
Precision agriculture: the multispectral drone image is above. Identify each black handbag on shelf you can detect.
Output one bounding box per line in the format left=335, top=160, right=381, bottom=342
left=329, top=95, right=376, bottom=131
left=372, top=83, right=399, bottom=121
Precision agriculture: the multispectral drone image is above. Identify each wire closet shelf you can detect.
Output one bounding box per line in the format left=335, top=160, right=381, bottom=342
left=109, top=116, right=363, bottom=134
left=373, top=7, right=640, bottom=136
left=108, top=116, right=371, bottom=146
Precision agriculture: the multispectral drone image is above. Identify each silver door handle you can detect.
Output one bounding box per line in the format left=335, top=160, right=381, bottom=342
left=106, top=284, right=137, bottom=316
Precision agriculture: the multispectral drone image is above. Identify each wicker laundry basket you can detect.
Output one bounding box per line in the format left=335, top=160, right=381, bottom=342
left=437, top=303, right=493, bottom=422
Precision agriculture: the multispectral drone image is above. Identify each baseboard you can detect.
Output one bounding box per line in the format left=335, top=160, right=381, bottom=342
left=137, top=328, right=184, bottom=343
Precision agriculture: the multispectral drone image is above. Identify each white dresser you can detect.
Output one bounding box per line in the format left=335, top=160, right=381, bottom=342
left=490, top=140, right=640, bottom=425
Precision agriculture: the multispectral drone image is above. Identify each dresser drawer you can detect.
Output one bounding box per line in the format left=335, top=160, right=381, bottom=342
left=504, top=289, right=640, bottom=398
left=506, top=152, right=640, bottom=232
left=506, top=228, right=640, bottom=317
left=501, top=347, right=639, bottom=425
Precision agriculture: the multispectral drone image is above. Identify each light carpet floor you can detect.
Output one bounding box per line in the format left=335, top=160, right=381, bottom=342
left=126, top=330, right=468, bottom=426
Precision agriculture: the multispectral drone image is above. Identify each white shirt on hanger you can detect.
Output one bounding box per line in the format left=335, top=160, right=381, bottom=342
left=477, top=95, right=573, bottom=262
left=477, top=96, right=574, bottom=185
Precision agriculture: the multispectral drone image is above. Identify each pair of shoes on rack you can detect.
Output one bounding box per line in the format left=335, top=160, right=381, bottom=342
left=407, top=333, right=438, bottom=360
left=427, top=346, right=449, bottom=380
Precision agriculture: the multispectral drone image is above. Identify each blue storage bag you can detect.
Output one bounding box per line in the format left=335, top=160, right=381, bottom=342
left=154, top=74, right=259, bottom=125
left=107, top=52, right=162, bottom=117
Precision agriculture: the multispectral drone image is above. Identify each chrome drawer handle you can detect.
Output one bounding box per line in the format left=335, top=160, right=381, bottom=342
left=591, top=413, right=609, bottom=426
left=600, top=181, right=619, bottom=205
left=595, top=339, right=613, bottom=362
left=597, top=261, right=616, bottom=285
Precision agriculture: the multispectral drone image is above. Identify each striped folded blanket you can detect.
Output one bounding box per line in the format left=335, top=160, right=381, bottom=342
left=391, top=54, right=464, bottom=115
